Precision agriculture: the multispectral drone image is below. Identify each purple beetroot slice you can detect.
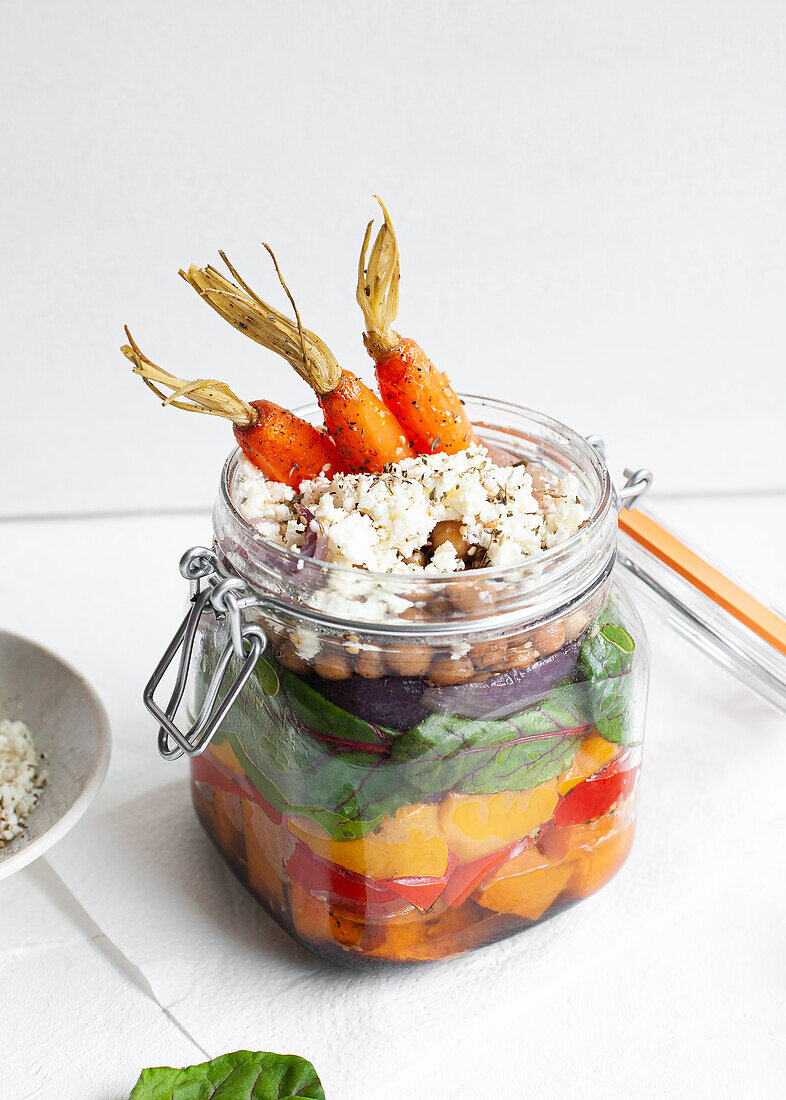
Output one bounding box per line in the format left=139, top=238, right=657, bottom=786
left=305, top=672, right=429, bottom=732
left=422, top=639, right=583, bottom=720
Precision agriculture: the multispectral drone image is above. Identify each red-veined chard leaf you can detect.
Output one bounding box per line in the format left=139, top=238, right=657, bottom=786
left=579, top=601, right=638, bottom=745
left=128, top=1049, right=325, bottom=1100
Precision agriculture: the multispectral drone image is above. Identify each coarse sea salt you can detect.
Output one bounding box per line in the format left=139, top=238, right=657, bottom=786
left=0, top=718, right=45, bottom=847
left=234, top=444, right=588, bottom=575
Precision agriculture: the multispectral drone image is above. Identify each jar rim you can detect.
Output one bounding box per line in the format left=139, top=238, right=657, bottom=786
left=217, top=393, right=615, bottom=590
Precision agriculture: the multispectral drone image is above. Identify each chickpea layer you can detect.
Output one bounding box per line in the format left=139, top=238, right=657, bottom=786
left=262, top=586, right=601, bottom=684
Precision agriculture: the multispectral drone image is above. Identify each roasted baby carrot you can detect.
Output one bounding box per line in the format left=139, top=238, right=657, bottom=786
left=357, top=199, right=477, bottom=455
left=181, top=250, right=414, bottom=473
left=121, top=329, right=343, bottom=487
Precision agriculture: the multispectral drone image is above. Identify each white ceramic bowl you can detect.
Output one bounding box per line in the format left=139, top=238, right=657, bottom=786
left=0, top=629, right=111, bottom=880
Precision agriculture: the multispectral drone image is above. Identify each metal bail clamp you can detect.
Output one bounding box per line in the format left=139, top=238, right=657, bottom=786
left=617, top=467, right=653, bottom=510
left=585, top=436, right=653, bottom=512
left=143, top=546, right=267, bottom=760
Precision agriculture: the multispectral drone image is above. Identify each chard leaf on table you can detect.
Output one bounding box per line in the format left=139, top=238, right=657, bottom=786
left=579, top=602, right=639, bottom=746
left=128, top=1049, right=325, bottom=1100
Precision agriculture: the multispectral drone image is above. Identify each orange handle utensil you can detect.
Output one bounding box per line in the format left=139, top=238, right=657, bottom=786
left=618, top=507, right=786, bottom=657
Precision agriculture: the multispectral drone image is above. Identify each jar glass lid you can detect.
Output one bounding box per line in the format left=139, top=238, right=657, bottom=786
left=614, top=478, right=786, bottom=715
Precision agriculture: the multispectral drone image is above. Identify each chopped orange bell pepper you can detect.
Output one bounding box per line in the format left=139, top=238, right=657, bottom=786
left=476, top=848, right=573, bottom=921
left=438, top=784, right=559, bottom=863
left=287, top=802, right=450, bottom=880
left=556, top=730, right=620, bottom=795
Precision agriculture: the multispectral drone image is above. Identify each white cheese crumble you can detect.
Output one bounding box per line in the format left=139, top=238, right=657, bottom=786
left=0, top=718, right=44, bottom=847
left=234, top=444, right=588, bottom=574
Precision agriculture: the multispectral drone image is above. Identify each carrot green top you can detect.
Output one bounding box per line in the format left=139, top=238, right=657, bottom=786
left=121, top=328, right=256, bottom=426
left=181, top=251, right=343, bottom=397
left=356, top=196, right=402, bottom=358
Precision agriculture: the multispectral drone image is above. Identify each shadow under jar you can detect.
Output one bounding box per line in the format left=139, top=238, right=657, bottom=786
left=188, top=398, right=649, bottom=967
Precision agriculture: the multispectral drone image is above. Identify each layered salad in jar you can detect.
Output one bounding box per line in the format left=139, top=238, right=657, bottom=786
left=123, top=201, right=647, bottom=965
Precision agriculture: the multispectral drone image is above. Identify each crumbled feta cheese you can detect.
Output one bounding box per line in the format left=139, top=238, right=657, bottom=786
left=0, top=718, right=45, bottom=847
left=288, top=627, right=320, bottom=662
left=234, top=444, right=588, bottom=575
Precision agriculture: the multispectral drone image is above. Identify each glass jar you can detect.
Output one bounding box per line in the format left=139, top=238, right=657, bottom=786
left=183, top=398, right=649, bottom=966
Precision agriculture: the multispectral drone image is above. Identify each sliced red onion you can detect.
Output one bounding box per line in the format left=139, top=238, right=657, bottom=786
left=422, top=639, right=583, bottom=720
left=218, top=536, right=249, bottom=563
left=294, top=504, right=328, bottom=561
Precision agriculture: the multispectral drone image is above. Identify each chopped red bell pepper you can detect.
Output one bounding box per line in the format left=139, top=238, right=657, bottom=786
left=553, top=765, right=638, bottom=828
left=442, top=850, right=511, bottom=908
left=442, top=836, right=534, bottom=908
left=288, top=842, right=459, bottom=912
left=286, top=842, right=402, bottom=910
left=287, top=843, right=459, bottom=913
left=378, top=856, right=458, bottom=910
left=190, top=751, right=283, bottom=823
left=380, top=876, right=449, bottom=910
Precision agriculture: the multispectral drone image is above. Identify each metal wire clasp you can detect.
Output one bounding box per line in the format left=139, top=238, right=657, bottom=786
left=617, top=468, right=653, bottom=509
left=144, top=546, right=267, bottom=760
left=586, top=436, right=653, bottom=512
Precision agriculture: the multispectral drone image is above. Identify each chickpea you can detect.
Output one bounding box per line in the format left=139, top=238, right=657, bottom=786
left=402, top=549, right=428, bottom=568
left=386, top=606, right=432, bottom=676
left=276, top=640, right=310, bottom=675
left=425, top=596, right=454, bottom=620
left=533, top=621, right=566, bottom=655
left=428, top=520, right=471, bottom=561
left=448, top=581, right=484, bottom=614
left=390, top=645, right=433, bottom=677
left=313, top=647, right=352, bottom=681
left=527, top=463, right=562, bottom=509
left=481, top=442, right=519, bottom=467
left=429, top=655, right=476, bottom=686
left=506, top=639, right=539, bottom=670
left=563, top=608, right=590, bottom=642
left=356, top=647, right=386, bottom=679
left=220, top=788, right=245, bottom=832
left=472, top=637, right=509, bottom=671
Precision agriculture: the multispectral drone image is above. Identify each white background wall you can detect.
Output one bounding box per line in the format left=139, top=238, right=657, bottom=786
left=1, top=1, right=784, bottom=520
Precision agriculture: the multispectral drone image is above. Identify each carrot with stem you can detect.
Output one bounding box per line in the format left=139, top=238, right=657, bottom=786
left=180, top=250, right=414, bottom=473
left=357, top=198, right=477, bottom=455
left=121, top=328, right=344, bottom=487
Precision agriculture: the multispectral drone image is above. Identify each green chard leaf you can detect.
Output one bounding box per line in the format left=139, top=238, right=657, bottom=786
left=128, top=1049, right=325, bottom=1100
left=216, top=659, right=589, bottom=839
left=390, top=682, right=590, bottom=800
left=256, top=654, right=280, bottom=697
left=191, top=627, right=596, bottom=839
left=579, top=602, right=639, bottom=746
left=216, top=663, right=404, bottom=840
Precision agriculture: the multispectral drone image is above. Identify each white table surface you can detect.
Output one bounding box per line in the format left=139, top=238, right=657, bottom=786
left=1, top=497, right=784, bottom=1099
left=2, top=3, right=786, bottom=1096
